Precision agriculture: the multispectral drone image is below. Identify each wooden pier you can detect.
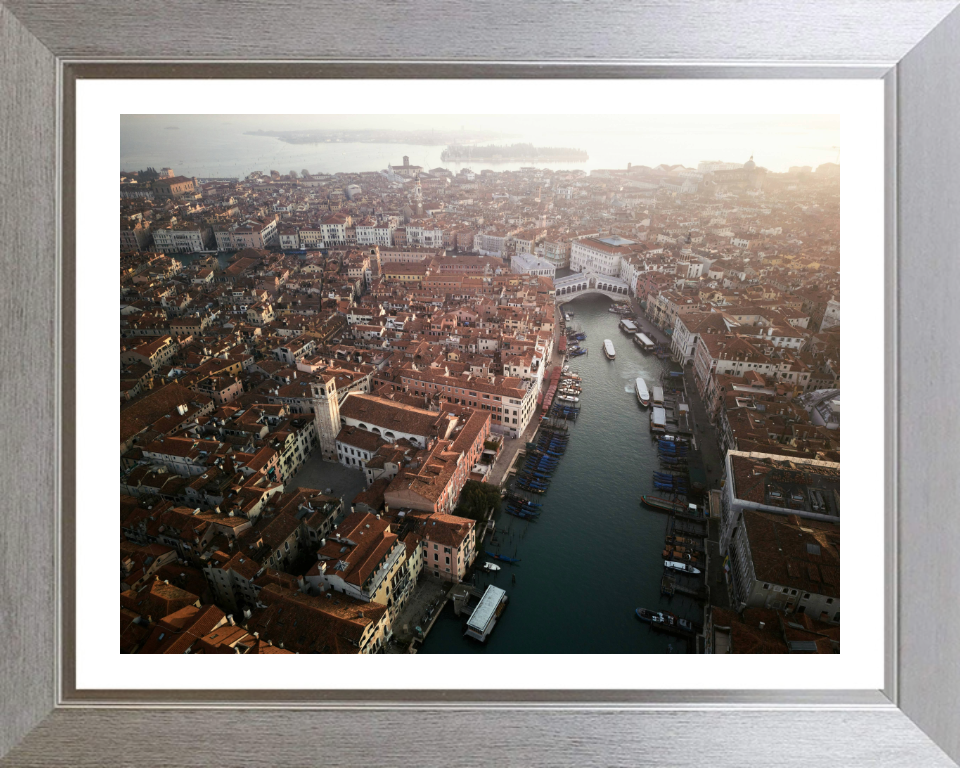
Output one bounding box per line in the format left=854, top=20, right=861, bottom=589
left=661, top=573, right=710, bottom=603
left=668, top=516, right=708, bottom=538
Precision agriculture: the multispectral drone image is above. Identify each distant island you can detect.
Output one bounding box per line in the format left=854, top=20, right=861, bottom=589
left=441, top=143, right=588, bottom=163
left=245, top=128, right=505, bottom=146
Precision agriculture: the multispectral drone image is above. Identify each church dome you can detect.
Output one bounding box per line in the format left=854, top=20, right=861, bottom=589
left=744, top=155, right=756, bottom=170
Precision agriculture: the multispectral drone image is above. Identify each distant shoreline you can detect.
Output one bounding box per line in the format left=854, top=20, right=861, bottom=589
left=245, top=129, right=510, bottom=147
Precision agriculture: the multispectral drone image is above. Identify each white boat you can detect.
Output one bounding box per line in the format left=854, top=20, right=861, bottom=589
left=559, top=389, right=580, bottom=397
left=557, top=395, right=580, bottom=403
left=602, top=339, right=616, bottom=359
left=651, top=406, right=667, bottom=432
left=563, top=313, right=571, bottom=321
left=635, top=377, right=650, bottom=406
left=634, top=332, right=656, bottom=351
left=481, top=562, right=501, bottom=573
left=652, top=386, right=664, bottom=406
left=619, top=318, right=638, bottom=333
left=664, top=560, right=701, bottom=575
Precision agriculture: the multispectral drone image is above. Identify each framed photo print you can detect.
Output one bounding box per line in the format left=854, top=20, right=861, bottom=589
left=1, top=1, right=959, bottom=766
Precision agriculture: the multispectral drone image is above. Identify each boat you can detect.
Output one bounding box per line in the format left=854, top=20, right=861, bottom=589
left=634, top=332, right=656, bottom=351
left=652, top=386, right=664, bottom=406
left=641, top=495, right=689, bottom=514
left=635, top=377, right=650, bottom=406
left=664, top=560, right=702, bottom=575
left=485, top=552, right=520, bottom=564
left=635, top=607, right=666, bottom=624
left=563, top=313, right=571, bottom=321
left=619, top=318, right=638, bottom=333
left=481, top=562, right=502, bottom=572
left=660, top=434, right=688, bottom=443
left=567, top=311, right=574, bottom=317
left=602, top=339, right=616, bottom=359
left=651, top=406, right=667, bottom=432
left=505, top=508, right=540, bottom=521
left=506, top=495, right=542, bottom=506
left=557, top=395, right=579, bottom=403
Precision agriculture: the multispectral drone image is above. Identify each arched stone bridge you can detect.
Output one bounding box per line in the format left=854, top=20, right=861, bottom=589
left=555, top=271, right=631, bottom=302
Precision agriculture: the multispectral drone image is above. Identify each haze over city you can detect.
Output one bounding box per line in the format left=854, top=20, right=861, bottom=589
left=121, top=114, right=840, bottom=179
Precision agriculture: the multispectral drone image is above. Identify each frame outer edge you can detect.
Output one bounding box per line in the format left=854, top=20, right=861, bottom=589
left=895, top=5, right=960, bottom=765
left=2, top=0, right=959, bottom=62
left=2, top=2, right=957, bottom=766
left=0, top=1, right=59, bottom=760
left=2, top=708, right=959, bottom=768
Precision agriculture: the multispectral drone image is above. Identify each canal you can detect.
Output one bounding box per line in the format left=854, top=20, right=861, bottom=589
left=420, top=293, right=701, bottom=654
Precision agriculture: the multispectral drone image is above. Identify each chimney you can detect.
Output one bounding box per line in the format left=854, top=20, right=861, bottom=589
left=758, top=621, right=766, bottom=630
left=227, top=614, right=236, bottom=626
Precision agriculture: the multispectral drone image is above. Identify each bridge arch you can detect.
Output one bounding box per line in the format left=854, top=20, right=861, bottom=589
left=555, top=270, right=632, bottom=302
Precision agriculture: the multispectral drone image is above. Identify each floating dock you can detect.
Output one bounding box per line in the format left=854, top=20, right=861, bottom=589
left=463, top=585, right=508, bottom=642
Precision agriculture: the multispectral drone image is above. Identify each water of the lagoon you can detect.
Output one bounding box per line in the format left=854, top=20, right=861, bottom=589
left=419, top=293, right=699, bottom=655
left=120, top=117, right=840, bottom=178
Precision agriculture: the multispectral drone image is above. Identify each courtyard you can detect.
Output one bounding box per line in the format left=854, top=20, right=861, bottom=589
left=285, top=451, right=369, bottom=513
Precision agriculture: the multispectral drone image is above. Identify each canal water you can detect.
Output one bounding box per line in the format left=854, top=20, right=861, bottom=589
left=420, top=293, right=700, bottom=654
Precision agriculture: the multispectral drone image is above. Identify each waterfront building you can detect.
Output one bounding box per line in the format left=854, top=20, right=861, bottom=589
left=570, top=235, right=643, bottom=277
left=720, top=451, right=840, bottom=624
left=405, top=511, right=477, bottom=582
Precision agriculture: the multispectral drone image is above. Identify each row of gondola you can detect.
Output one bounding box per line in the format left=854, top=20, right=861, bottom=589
left=549, top=403, right=581, bottom=420
left=657, top=439, right=689, bottom=455
left=514, top=426, right=570, bottom=496
left=653, top=471, right=688, bottom=494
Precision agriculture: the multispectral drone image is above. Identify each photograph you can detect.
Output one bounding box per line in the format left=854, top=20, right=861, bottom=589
left=119, top=112, right=842, bottom=656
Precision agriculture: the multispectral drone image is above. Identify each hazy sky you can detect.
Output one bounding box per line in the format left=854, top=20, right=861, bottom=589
left=124, top=113, right=838, bottom=139
left=121, top=114, right=840, bottom=176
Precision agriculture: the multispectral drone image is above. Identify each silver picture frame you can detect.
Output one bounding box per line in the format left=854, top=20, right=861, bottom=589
left=2, top=1, right=959, bottom=764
